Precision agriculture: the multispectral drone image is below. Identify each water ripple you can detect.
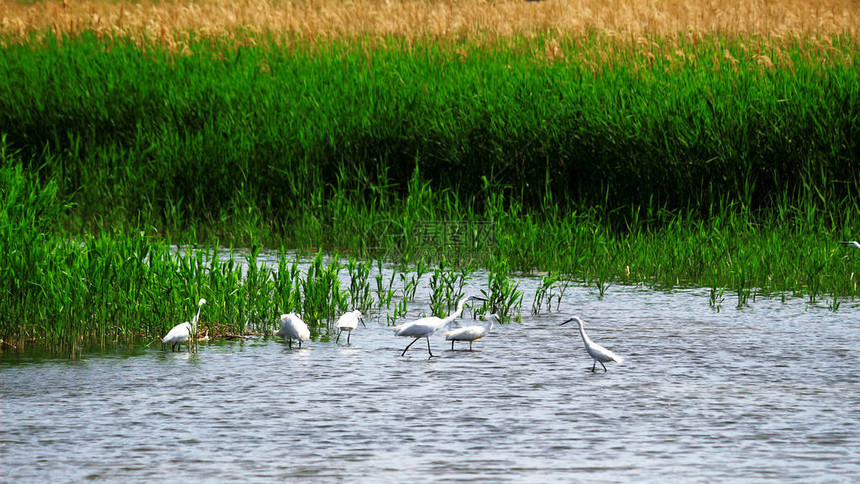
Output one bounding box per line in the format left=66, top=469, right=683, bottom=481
left=3, top=284, right=860, bottom=481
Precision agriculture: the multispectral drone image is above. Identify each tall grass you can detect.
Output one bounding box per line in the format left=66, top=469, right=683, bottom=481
left=0, top=34, right=856, bottom=233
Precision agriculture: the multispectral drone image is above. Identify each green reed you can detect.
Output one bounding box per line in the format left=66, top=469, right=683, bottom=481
left=480, top=260, right=524, bottom=323
left=399, top=258, right=428, bottom=303
left=374, top=260, right=396, bottom=310
left=345, top=257, right=374, bottom=312
left=532, top=272, right=570, bottom=314
left=299, top=252, right=346, bottom=335
left=428, top=260, right=476, bottom=318
left=1, top=34, right=857, bottom=237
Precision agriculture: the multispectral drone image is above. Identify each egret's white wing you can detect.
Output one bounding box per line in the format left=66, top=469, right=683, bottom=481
left=445, top=325, right=486, bottom=341
left=162, top=322, right=191, bottom=344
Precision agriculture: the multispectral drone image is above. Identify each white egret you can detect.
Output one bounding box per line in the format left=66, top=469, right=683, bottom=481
left=336, top=310, right=365, bottom=345
left=395, top=295, right=486, bottom=357
left=162, top=298, right=207, bottom=352
left=445, top=313, right=500, bottom=351
left=277, top=313, right=311, bottom=348
left=560, top=316, right=623, bottom=372
left=838, top=240, right=860, bottom=249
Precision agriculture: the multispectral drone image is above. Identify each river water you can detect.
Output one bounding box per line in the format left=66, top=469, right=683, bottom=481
left=2, top=262, right=860, bottom=482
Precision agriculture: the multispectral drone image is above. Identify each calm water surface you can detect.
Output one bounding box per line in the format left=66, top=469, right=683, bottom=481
left=2, top=267, right=860, bottom=482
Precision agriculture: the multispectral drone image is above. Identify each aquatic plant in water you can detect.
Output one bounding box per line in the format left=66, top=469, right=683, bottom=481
left=480, top=261, right=523, bottom=323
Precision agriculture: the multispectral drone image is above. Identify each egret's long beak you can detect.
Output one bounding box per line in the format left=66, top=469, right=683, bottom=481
left=560, top=318, right=575, bottom=326
left=474, top=297, right=487, bottom=302
left=359, top=316, right=367, bottom=328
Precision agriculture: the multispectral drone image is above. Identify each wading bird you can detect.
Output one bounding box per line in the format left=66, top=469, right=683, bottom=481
left=395, top=295, right=486, bottom=357
left=839, top=240, right=860, bottom=249
left=445, top=313, right=500, bottom=351
left=560, top=316, right=623, bottom=372
left=162, top=298, right=207, bottom=352
left=277, top=313, right=310, bottom=348
left=336, top=310, right=365, bottom=345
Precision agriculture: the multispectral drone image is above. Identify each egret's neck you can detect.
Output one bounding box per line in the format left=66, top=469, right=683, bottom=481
left=577, top=322, right=591, bottom=344
left=438, top=299, right=465, bottom=327
left=192, top=305, right=203, bottom=329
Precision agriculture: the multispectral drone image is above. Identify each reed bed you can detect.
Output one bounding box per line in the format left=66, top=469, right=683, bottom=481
left=1, top=34, right=856, bottom=223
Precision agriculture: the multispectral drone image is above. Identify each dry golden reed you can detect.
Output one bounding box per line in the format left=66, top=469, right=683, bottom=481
left=1, top=0, right=858, bottom=44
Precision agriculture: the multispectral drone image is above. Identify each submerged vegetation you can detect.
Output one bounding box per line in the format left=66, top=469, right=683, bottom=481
left=1, top=0, right=859, bottom=349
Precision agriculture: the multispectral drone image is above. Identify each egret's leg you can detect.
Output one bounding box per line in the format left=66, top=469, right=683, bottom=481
left=600, top=361, right=607, bottom=372
left=298, top=340, right=302, bottom=348
left=347, top=332, right=351, bottom=345
left=426, top=337, right=435, bottom=357
left=336, top=330, right=341, bottom=344
left=401, top=337, right=420, bottom=356
left=469, top=341, right=473, bottom=351
left=591, top=360, right=596, bottom=372
left=451, top=340, right=455, bottom=350
left=288, top=338, right=292, bottom=349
